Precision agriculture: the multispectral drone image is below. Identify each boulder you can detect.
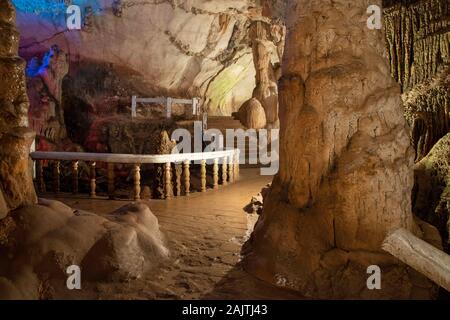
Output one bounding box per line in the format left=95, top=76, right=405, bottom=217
left=0, top=199, right=169, bottom=299
left=238, top=98, right=267, bottom=129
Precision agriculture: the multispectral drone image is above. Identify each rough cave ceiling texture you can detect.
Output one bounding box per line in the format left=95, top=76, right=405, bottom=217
left=15, top=0, right=271, bottom=116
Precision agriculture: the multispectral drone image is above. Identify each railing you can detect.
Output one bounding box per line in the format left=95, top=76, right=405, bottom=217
left=131, top=96, right=201, bottom=118
left=30, top=149, right=240, bottom=200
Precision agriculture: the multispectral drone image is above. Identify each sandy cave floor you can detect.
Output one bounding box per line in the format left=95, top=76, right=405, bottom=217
left=39, top=168, right=304, bottom=300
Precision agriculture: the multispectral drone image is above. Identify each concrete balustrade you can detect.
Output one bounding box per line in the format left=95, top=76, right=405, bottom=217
left=31, top=150, right=240, bottom=200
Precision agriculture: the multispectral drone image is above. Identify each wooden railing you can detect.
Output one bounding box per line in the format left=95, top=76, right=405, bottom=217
left=31, top=150, right=240, bottom=200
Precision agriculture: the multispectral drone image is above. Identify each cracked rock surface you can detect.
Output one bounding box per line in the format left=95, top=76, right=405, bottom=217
left=17, top=0, right=272, bottom=115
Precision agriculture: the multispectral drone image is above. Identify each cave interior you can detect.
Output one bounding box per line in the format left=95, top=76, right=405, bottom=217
left=0, top=0, right=449, bottom=300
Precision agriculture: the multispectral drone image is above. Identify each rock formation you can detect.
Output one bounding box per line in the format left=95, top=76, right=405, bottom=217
left=239, top=18, right=285, bottom=128
left=384, top=0, right=450, bottom=253
left=0, top=199, right=169, bottom=299
left=16, top=0, right=268, bottom=116
left=244, top=0, right=436, bottom=299
left=237, top=97, right=267, bottom=129
left=27, top=45, right=71, bottom=151
left=413, top=133, right=450, bottom=252
left=0, top=1, right=169, bottom=300
left=403, top=67, right=449, bottom=161
left=0, top=0, right=37, bottom=219
left=384, top=0, right=449, bottom=160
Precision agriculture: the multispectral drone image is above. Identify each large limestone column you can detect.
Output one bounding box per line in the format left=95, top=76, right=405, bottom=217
left=244, top=0, right=434, bottom=299
left=0, top=0, right=37, bottom=219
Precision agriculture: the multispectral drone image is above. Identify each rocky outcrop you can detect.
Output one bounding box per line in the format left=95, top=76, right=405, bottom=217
left=237, top=98, right=267, bottom=129
left=0, top=1, right=37, bottom=219
left=0, top=199, right=169, bottom=299
left=16, top=1, right=271, bottom=116
left=244, top=0, right=435, bottom=299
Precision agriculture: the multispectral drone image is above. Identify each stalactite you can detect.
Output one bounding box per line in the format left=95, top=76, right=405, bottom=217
left=384, top=0, right=449, bottom=161
left=384, top=0, right=449, bottom=91
left=404, top=66, right=450, bottom=160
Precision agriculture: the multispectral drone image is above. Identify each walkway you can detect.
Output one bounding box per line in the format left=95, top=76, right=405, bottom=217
left=50, top=168, right=304, bottom=300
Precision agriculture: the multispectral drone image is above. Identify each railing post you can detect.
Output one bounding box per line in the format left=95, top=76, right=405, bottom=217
left=183, top=160, right=190, bottom=196
left=213, top=158, right=219, bottom=190
left=72, top=161, right=79, bottom=194
left=166, top=97, right=172, bottom=119
left=37, top=160, right=46, bottom=193
left=165, top=162, right=172, bottom=199
left=53, top=160, right=60, bottom=194
left=108, top=163, right=115, bottom=199
left=201, top=159, right=207, bottom=192
left=89, top=162, right=96, bottom=197
left=131, top=95, right=137, bottom=118
left=228, top=155, right=234, bottom=183
left=222, top=156, right=228, bottom=186
left=175, top=164, right=182, bottom=197
left=133, top=164, right=141, bottom=200
left=234, top=151, right=240, bottom=181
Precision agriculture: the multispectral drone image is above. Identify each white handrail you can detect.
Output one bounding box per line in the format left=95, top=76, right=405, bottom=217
left=31, top=150, right=239, bottom=164
left=131, top=96, right=200, bottom=118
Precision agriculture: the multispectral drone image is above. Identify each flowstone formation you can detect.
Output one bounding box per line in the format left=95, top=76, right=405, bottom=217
left=0, top=0, right=170, bottom=300
left=27, top=45, right=71, bottom=151
left=0, top=0, right=37, bottom=219
left=244, top=0, right=436, bottom=299
left=384, top=0, right=450, bottom=253
left=384, top=0, right=449, bottom=160
left=0, top=199, right=169, bottom=299
left=238, top=18, right=285, bottom=128
left=413, top=133, right=450, bottom=253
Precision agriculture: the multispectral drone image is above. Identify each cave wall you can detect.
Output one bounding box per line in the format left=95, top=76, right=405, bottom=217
left=0, top=0, right=37, bottom=219
left=384, top=0, right=449, bottom=160
left=15, top=0, right=268, bottom=116
left=244, top=0, right=434, bottom=299
left=383, top=0, right=450, bottom=252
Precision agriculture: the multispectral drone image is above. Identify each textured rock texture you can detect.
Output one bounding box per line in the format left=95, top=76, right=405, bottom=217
left=384, top=0, right=450, bottom=255
left=244, top=0, right=435, bottom=299
left=0, top=0, right=37, bottom=219
left=245, top=18, right=285, bottom=127
left=17, top=0, right=269, bottom=116
left=384, top=0, right=449, bottom=160
left=27, top=45, right=72, bottom=151
left=413, top=133, right=450, bottom=252
left=0, top=199, right=169, bottom=299
left=238, top=97, right=267, bottom=129
left=403, top=67, right=449, bottom=161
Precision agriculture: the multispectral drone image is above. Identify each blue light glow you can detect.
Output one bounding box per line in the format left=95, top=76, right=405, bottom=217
left=12, top=0, right=102, bottom=18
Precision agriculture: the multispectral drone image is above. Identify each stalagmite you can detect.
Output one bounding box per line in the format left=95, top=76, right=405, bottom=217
left=244, top=0, right=435, bottom=299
